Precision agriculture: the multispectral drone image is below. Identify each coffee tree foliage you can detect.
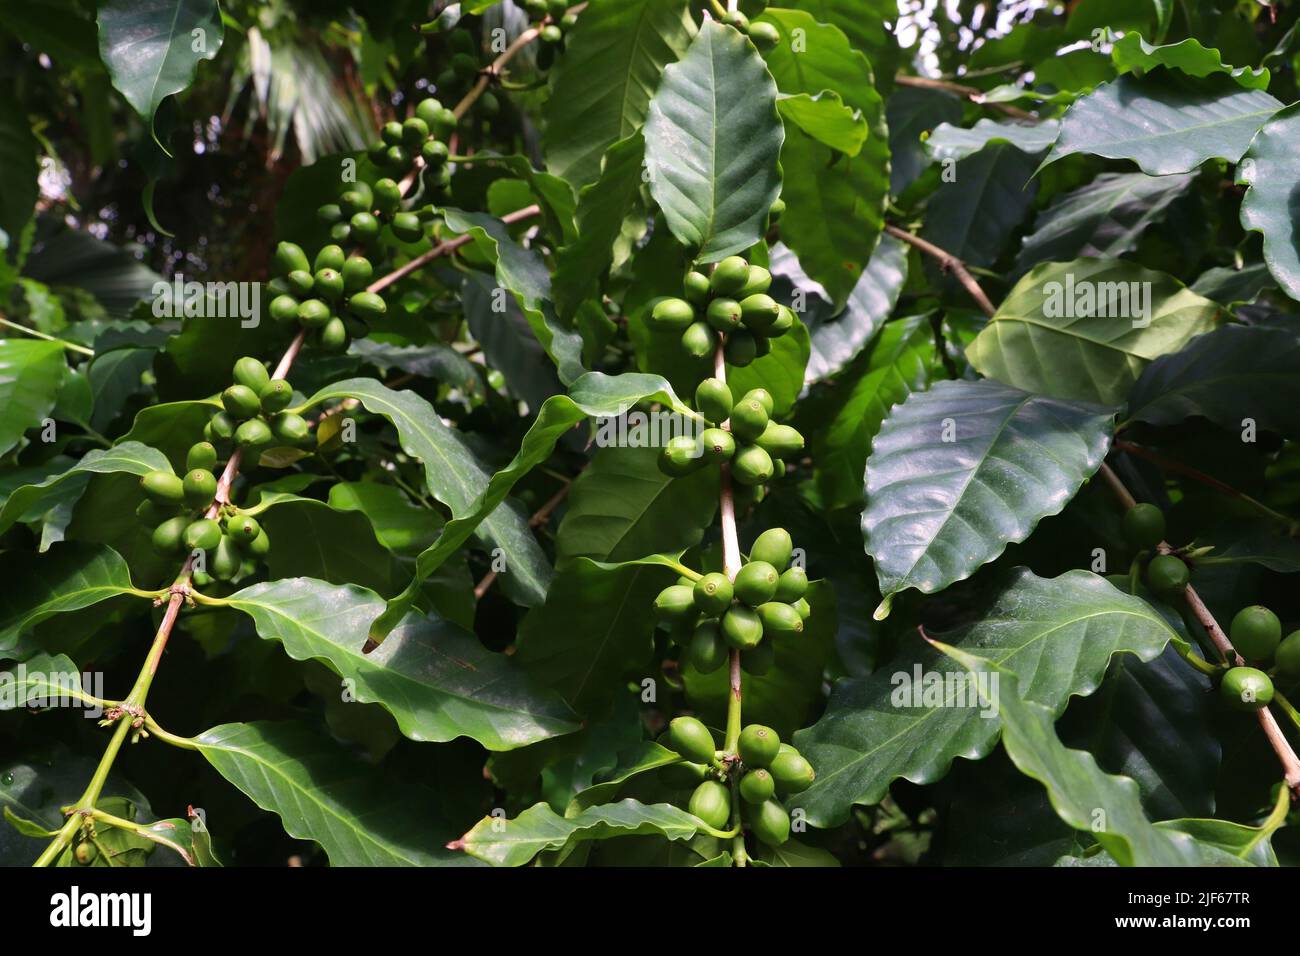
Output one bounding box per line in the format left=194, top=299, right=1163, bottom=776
left=3, top=0, right=1300, bottom=868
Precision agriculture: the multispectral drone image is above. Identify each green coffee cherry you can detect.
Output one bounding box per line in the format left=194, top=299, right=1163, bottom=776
left=313, top=244, right=345, bottom=273
left=317, top=203, right=343, bottom=224
left=540, top=23, right=563, bottom=43
left=142, top=470, right=185, bottom=504
left=687, top=620, right=729, bottom=673
left=739, top=294, right=781, bottom=333
left=651, top=297, right=696, bottom=330
left=1122, top=503, right=1166, bottom=550
left=734, top=561, right=779, bottom=606
left=1276, top=631, right=1300, bottom=678
left=739, top=724, right=780, bottom=767
left=668, top=716, right=717, bottom=764
left=689, top=780, right=731, bottom=829
left=699, top=427, right=735, bottom=464
left=286, top=269, right=315, bottom=297
left=683, top=270, right=710, bottom=304
left=183, top=469, right=217, bottom=508
left=390, top=212, right=424, bottom=243
left=710, top=256, right=750, bottom=296
left=750, top=527, right=792, bottom=570
left=725, top=330, right=759, bottom=367
left=402, top=116, right=430, bottom=148
left=1219, top=667, right=1274, bottom=712
left=693, top=572, right=733, bottom=616
left=747, top=798, right=791, bottom=846
left=768, top=197, right=786, bottom=223
left=748, top=21, right=781, bottom=50
left=274, top=241, right=310, bottom=276
left=768, top=305, right=795, bottom=335
left=212, top=534, right=242, bottom=581
left=228, top=514, right=261, bottom=546
left=350, top=212, right=381, bottom=242
left=740, top=639, right=775, bottom=675
left=329, top=222, right=352, bottom=242
left=793, top=597, right=811, bottom=621
left=744, top=388, right=775, bottom=416
left=737, top=265, right=773, bottom=298
left=422, top=139, right=450, bottom=166
left=222, top=385, right=262, bottom=420
left=183, top=518, right=222, bottom=552
left=74, top=842, right=98, bottom=866
left=271, top=412, right=311, bottom=445
left=722, top=605, right=764, bottom=650
left=319, top=316, right=349, bottom=352
left=774, top=566, right=808, bottom=603
left=1146, top=554, right=1189, bottom=598
left=233, top=357, right=271, bottom=393
left=731, top=445, right=774, bottom=485
left=247, top=528, right=271, bottom=557
left=681, top=321, right=717, bottom=359
left=415, top=97, right=444, bottom=128
left=151, top=515, right=189, bottom=556
left=758, top=601, right=804, bottom=637
left=1230, top=606, right=1282, bottom=661
left=659, top=434, right=706, bottom=477
left=259, top=380, right=293, bottom=414
left=341, top=181, right=374, bottom=212
left=705, top=298, right=742, bottom=332
left=269, top=294, right=300, bottom=324
left=381, top=120, right=404, bottom=146
left=235, top=418, right=273, bottom=448
left=695, top=378, right=733, bottom=423
left=654, top=584, right=697, bottom=622
left=729, top=398, right=769, bottom=443
left=341, top=256, right=374, bottom=292
left=186, top=441, right=218, bottom=473
left=756, top=422, right=803, bottom=459
left=314, top=268, right=344, bottom=303
left=348, top=291, right=388, bottom=320
left=769, top=750, right=815, bottom=792
left=297, top=299, right=332, bottom=329
left=208, top=411, right=236, bottom=441
left=739, top=768, right=775, bottom=804
left=137, top=499, right=177, bottom=526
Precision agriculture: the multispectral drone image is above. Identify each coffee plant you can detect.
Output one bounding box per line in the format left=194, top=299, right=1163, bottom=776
left=3, top=0, right=1300, bottom=871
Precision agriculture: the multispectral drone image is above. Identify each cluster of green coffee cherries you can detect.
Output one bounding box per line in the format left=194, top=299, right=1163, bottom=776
left=654, top=528, right=809, bottom=677
left=1120, top=502, right=1300, bottom=713
left=428, top=29, right=500, bottom=116
left=649, top=255, right=796, bottom=367
left=522, top=0, right=578, bottom=51
left=359, top=96, right=458, bottom=197
left=717, top=8, right=780, bottom=50
left=267, top=241, right=387, bottom=353
left=660, top=717, right=813, bottom=847
left=660, top=380, right=804, bottom=487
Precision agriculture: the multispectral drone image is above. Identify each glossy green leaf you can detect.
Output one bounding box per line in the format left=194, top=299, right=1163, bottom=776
left=555, top=445, right=718, bottom=565
left=1111, top=33, right=1269, bottom=89
left=566, top=741, right=681, bottom=814
left=920, top=142, right=1039, bottom=268
left=0, top=543, right=145, bottom=654
left=936, top=643, right=1241, bottom=866
left=224, top=577, right=578, bottom=750
left=754, top=839, right=841, bottom=867
left=96, top=0, right=223, bottom=150
left=515, top=556, right=677, bottom=716
left=0, top=441, right=170, bottom=537
left=863, top=380, right=1114, bottom=605
left=777, top=91, right=868, bottom=155
left=453, top=798, right=707, bottom=867
left=327, top=481, right=440, bottom=555
left=195, top=720, right=475, bottom=866
left=758, top=9, right=888, bottom=307
left=807, top=315, right=934, bottom=511
left=543, top=0, right=694, bottom=189
left=794, top=569, right=1178, bottom=827
left=1125, top=324, right=1300, bottom=439
left=1014, top=171, right=1193, bottom=275
left=462, top=271, right=564, bottom=411
left=724, top=318, right=810, bottom=418
left=644, top=20, right=783, bottom=262
left=924, top=118, right=1059, bottom=162
left=0, top=339, right=67, bottom=457
left=966, top=259, right=1220, bottom=405
left=1238, top=103, right=1300, bottom=301
left=0, top=652, right=100, bottom=709
left=370, top=372, right=693, bottom=641
left=296, top=377, right=553, bottom=611
left=1042, top=73, right=1281, bottom=175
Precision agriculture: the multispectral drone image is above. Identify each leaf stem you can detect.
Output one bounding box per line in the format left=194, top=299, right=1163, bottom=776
left=892, top=73, right=1039, bottom=122
left=0, top=314, right=96, bottom=356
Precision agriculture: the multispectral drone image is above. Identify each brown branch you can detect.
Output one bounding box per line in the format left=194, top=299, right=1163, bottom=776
left=893, top=73, right=1039, bottom=122
left=1096, top=463, right=1300, bottom=793
left=884, top=225, right=997, bottom=318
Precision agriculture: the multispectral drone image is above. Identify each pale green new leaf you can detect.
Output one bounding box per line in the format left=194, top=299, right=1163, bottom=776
left=0, top=339, right=67, bottom=457
left=1111, top=33, right=1269, bottom=90
left=777, top=91, right=868, bottom=155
